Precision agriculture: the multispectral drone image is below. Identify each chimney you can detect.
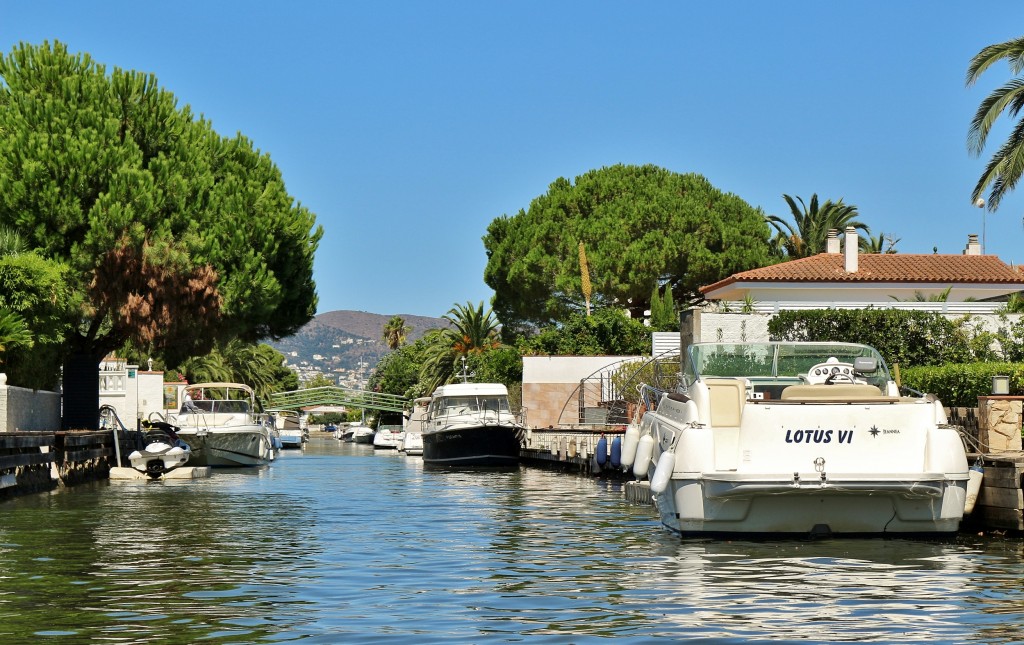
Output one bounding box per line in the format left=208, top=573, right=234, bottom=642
left=826, top=229, right=840, bottom=254
left=844, top=226, right=858, bottom=273
left=964, top=234, right=981, bottom=256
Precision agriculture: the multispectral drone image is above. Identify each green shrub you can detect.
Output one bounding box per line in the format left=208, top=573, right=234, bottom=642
left=901, top=362, right=1024, bottom=407
left=768, top=309, right=975, bottom=367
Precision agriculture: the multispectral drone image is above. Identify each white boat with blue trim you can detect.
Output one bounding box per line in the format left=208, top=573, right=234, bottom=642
left=631, top=341, right=970, bottom=538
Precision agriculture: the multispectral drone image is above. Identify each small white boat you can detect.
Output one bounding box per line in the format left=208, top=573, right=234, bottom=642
left=398, top=397, right=430, bottom=456
left=128, top=423, right=192, bottom=478
left=373, top=424, right=404, bottom=449
left=171, top=382, right=277, bottom=467
left=350, top=425, right=375, bottom=444
left=270, top=410, right=306, bottom=449
left=422, top=382, right=525, bottom=467
left=633, top=341, right=970, bottom=538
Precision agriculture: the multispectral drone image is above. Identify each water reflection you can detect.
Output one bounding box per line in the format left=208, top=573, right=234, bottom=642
left=0, top=438, right=1022, bottom=643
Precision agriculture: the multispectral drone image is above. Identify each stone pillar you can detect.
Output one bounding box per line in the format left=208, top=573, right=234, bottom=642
left=977, top=396, right=1024, bottom=453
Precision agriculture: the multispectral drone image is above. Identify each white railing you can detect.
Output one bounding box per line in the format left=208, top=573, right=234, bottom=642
left=99, top=370, right=127, bottom=396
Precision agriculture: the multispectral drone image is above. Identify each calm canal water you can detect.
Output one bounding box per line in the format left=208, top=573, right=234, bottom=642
left=2, top=436, right=1023, bottom=644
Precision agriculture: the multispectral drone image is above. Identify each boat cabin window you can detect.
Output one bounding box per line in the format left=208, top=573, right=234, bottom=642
left=438, top=395, right=510, bottom=414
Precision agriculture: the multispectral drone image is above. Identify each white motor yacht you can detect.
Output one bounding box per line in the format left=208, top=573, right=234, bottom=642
left=631, top=341, right=970, bottom=538
left=422, top=383, right=525, bottom=467
left=398, top=397, right=430, bottom=456
left=171, top=383, right=277, bottom=467
left=373, top=424, right=404, bottom=449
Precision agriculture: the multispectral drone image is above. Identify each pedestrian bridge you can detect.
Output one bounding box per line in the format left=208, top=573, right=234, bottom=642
left=266, top=387, right=409, bottom=413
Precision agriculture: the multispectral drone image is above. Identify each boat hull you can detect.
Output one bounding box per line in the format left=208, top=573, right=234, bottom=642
left=178, top=428, right=273, bottom=467
left=655, top=475, right=968, bottom=538
left=422, top=424, right=522, bottom=467
left=279, top=432, right=304, bottom=449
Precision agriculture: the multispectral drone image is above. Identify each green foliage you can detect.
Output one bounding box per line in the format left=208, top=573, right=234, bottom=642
left=766, top=194, right=870, bottom=258
left=967, top=35, right=1024, bottom=210
left=0, top=41, right=322, bottom=377
left=0, top=308, right=32, bottom=359
left=483, top=164, right=775, bottom=328
left=518, top=308, right=650, bottom=356
left=369, top=332, right=521, bottom=402
left=368, top=335, right=436, bottom=399
left=649, top=283, right=678, bottom=331
left=173, top=340, right=296, bottom=402
left=1000, top=293, right=1024, bottom=314
left=609, top=356, right=681, bottom=405
left=861, top=232, right=900, bottom=254
left=0, top=252, right=77, bottom=388
left=417, top=302, right=502, bottom=393
left=303, top=372, right=336, bottom=389
left=902, top=362, right=1024, bottom=407
left=768, top=309, right=976, bottom=368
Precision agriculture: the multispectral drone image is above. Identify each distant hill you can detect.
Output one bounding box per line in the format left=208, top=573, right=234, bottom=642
left=313, top=310, right=445, bottom=343
left=268, top=310, right=447, bottom=386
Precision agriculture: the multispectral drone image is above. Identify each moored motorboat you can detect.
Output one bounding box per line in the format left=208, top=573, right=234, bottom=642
left=633, top=341, right=970, bottom=538
left=171, top=382, right=277, bottom=467
left=351, top=425, right=375, bottom=444
left=373, top=424, right=404, bottom=449
left=398, top=397, right=430, bottom=456
left=128, top=422, right=192, bottom=479
left=271, top=410, right=306, bottom=449
left=421, top=383, right=525, bottom=467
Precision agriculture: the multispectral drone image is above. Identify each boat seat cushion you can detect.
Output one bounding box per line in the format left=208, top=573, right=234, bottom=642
left=780, top=383, right=890, bottom=401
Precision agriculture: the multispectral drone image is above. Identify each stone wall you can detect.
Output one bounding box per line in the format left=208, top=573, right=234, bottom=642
left=978, top=396, right=1024, bottom=452
left=0, top=374, right=61, bottom=432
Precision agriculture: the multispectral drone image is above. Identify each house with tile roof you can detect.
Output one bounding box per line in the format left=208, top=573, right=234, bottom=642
left=700, top=228, right=1024, bottom=314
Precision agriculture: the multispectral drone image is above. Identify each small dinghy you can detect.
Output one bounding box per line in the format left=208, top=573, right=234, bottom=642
left=129, top=422, right=192, bottom=479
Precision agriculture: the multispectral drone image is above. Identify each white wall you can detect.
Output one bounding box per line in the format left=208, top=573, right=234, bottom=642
left=0, top=374, right=61, bottom=432
left=684, top=310, right=1022, bottom=346
left=98, top=368, right=177, bottom=427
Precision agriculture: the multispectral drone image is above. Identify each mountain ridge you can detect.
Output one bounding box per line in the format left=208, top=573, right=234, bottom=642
left=268, top=310, right=447, bottom=386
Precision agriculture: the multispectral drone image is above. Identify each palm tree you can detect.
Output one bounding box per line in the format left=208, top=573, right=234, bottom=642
left=419, top=301, right=502, bottom=393
left=766, top=194, right=870, bottom=258
left=861, top=232, right=900, bottom=254
left=444, top=301, right=501, bottom=355
left=0, top=308, right=33, bottom=366
left=381, top=315, right=411, bottom=350
left=967, top=36, right=1024, bottom=210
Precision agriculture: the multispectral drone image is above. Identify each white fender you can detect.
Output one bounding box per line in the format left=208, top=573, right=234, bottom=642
left=964, top=465, right=984, bottom=515
left=633, top=434, right=655, bottom=478
left=650, top=450, right=675, bottom=494
left=620, top=423, right=640, bottom=468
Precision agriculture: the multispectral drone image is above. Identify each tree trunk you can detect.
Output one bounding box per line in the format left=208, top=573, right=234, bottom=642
left=61, top=350, right=103, bottom=430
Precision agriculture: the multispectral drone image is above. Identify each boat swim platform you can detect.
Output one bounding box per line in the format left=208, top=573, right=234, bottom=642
left=109, top=466, right=212, bottom=481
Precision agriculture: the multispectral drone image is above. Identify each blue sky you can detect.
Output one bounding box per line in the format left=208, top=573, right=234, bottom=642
left=5, top=2, right=1024, bottom=318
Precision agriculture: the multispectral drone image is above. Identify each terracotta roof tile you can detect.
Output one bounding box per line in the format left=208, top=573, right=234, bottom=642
left=701, top=253, right=1024, bottom=295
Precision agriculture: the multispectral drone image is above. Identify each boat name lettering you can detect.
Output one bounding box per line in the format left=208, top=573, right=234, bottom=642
left=784, top=429, right=854, bottom=444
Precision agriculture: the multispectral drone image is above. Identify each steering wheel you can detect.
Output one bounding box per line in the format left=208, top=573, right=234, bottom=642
left=804, top=361, right=858, bottom=385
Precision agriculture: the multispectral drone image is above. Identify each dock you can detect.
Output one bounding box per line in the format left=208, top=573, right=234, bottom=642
left=965, top=451, right=1024, bottom=532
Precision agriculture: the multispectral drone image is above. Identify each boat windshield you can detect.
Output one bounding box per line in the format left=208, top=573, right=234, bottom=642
left=438, top=395, right=511, bottom=415
left=683, top=342, right=891, bottom=390
left=180, top=399, right=251, bottom=414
